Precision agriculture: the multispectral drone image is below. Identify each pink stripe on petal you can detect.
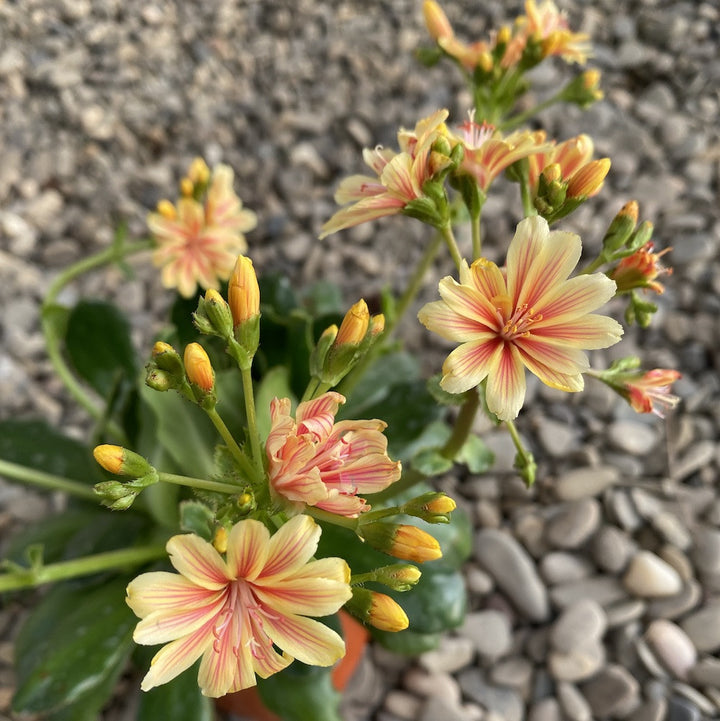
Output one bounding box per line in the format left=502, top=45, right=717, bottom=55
left=252, top=576, right=352, bottom=617
left=516, top=347, right=585, bottom=392
left=197, top=606, right=248, bottom=697
left=319, top=194, right=405, bottom=238
left=530, top=314, right=623, bottom=349
left=140, top=620, right=215, bottom=692
left=514, top=335, right=589, bottom=375
left=260, top=515, right=320, bottom=581
left=380, top=153, right=421, bottom=200
left=418, top=300, right=492, bottom=341
left=536, top=274, right=618, bottom=322
left=340, top=455, right=401, bottom=492
left=468, top=258, right=508, bottom=301
left=316, top=492, right=369, bottom=517
left=485, top=344, right=527, bottom=421
left=127, top=572, right=217, bottom=617
left=335, top=174, right=386, bottom=203
left=226, top=519, right=271, bottom=581
left=437, top=278, right=501, bottom=328
left=167, top=534, right=230, bottom=590
left=271, top=468, right=327, bottom=505
left=133, top=594, right=226, bottom=645
left=263, top=613, right=346, bottom=667
left=296, top=392, right=344, bottom=439
left=440, top=337, right=501, bottom=394
left=290, top=557, right=351, bottom=585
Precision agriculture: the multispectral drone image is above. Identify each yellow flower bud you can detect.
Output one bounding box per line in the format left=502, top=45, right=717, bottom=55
left=156, top=199, right=177, bottom=220
left=425, top=494, right=457, bottom=515
left=184, top=342, right=215, bottom=392
left=361, top=522, right=443, bottom=563
left=423, top=0, right=453, bottom=41
left=619, top=200, right=639, bottom=225
left=180, top=177, right=194, bottom=197
left=335, top=299, right=370, bottom=346
left=93, top=444, right=154, bottom=478
left=368, top=592, right=409, bottom=632
left=541, top=163, right=563, bottom=184
left=187, top=157, right=210, bottom=186
left=213, top=527, right=228, bottom=554
left=369, top=313, right=385, bottom=337
left=567, top=157, right=611, bottom=198
left=228, top=255, right=260, bottom=327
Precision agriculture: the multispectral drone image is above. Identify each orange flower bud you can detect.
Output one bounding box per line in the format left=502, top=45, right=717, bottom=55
left=336, top=299, right=370, bottom=346
left=180, top=177, right=194, bottom=197
left=213, top=526, right=228, bottom=554
left=361, top=522, right=443, bottom=563
left=423, top=0, right=453, bottom=41
left=619, top=200, right=639, bottom=225
left=228, top=255, right=260, bottom=328
left=541, top=162, right=562, bottom=184
left=156, top=199, right=177, bottom=220
left=566, top=157, right=610, bottom=198
left=93, top=444, right=154, bottom=478
left=184, top=342, right=215, bottom=392
left=424, top=494, right=457, bottom=515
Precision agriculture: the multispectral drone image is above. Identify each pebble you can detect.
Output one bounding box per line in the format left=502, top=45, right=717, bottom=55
left=550, top=599, right=607, bottom=653
left=419, top=636, right=475, bottom=675
left=527, top=698, right=562, bottom=721
left=556, top=682, right=592, bottom=721
left=461, top=610, right=513, bottom=660
left=457, top=670, right=525, bottom=721
left=554, top=466, right=619, bottom=501
left=691, top=526, right=720, bottom=575
left=592, top=525, right=636, bottom=574
left=545, top=499, right=601, bottom=550
left=404, top=668, right=461, bottom=706
left=475, top=529, right=550, bottom=622
left=644, top=619, right=697, bottom=680
left=549, top=575, right=628, bottom=609
left=680, top=602, right=720, bottom=652
left=608, top=420, right=659, bottom=455
left=540, top=552, right=594, bottom=585
left=605, top=599, right=647, bottom=628
left=548, top=643, right=605, bottom=683
left=623, top=551, right=684, bottom=597
left=580, top=664, right=642, bottom=718
left=667, top=696, right=702, bottom=721
left=646, top=580, right=702, bottom=620
left=688, top=657, right=720, bottom=687
left=627, top=698, right=668, bottom=721
left=384, top=690, right=422, bottom=719
left=489, top=656, right=534, bottom=692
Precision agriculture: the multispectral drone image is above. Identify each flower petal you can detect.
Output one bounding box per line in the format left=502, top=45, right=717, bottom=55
left=166, top=534, right=230, bottom=590
left=263, top=613, right=346, bottom=667
left=226, top=519, right=271, bottom=581
left=516, top=346, right=585, bottom=393
left=535, top=273, right=618, bottom=323
left=253, top=575, right=352, bottom=617
left=436, top=276, right=500, bottom=330
left=418, top=299, right=491, bottom=342
left=334, top=174, right=386, bottom=203
left=296, top=392, right=344, bottom=441
left=485, top=343, right=527, bottom=421
left=133, top=593, right=225, bottom=645
left=259, top=515, right=320, bottom=581
left=317, top=491, right=369, bottom=517
left=514, top=335, right=590, bottom=376
left=531, top=313, right=623, bottom=349
left=439, top=336, right=502, bottom=394
left=319, top=195, right=405, bottom=238
left=126, top=572, right=216, bottom=617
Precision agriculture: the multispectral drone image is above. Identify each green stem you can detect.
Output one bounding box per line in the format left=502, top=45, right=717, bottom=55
left=42, top=239, right=153, bottom=442
left=157, top=471, right=245, bottom=495
left=206, top=407, right=257, bottom=481
left=357, top=505, right=402, bottom=524
left=440, top=223, right=464, bottom=271
left=305, top=506, right=359, bottom=531
left=338, top=230, right=445, bottom=397
left=0, top=544, right=167, bottom=592
left=579, top=255, right=608, bottom=275
left=499, top=90, right=563, bottom=132
left=520, top=175, right=537, bottom=218
left=300, top=377, right=320, bottom=403
left=240, top=366, right=265, bottom=481
left=440, top=387, right=480, bottom=459
left=471, top=212, right=483, bottom=260
left=505, top=417, right=537, bottom=486
left=0, top=459, right=97, bottom=501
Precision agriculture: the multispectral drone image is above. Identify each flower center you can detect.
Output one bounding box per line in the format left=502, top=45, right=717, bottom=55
left=460, top=110, right=495, bottom=149
left=493, top=295, right=543, bottom=341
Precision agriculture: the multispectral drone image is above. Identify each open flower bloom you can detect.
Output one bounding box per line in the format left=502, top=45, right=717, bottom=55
left=623, top=369, right=681, bottom=417
left=267, top=391, right=401, bottom=517
left=418, top=216, right=623, bottom=420
left=527, top=133, right=609, bottom=198
left=320, top=110, right=451, bottom=238
left=453, top=113, right=550, bottom=192
left=127, top=515, right=351, bottom=697
left=148, top=163, right=257, bottom=298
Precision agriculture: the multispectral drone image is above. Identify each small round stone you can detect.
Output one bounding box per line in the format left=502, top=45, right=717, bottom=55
left=680, top=602, right=720, bottom=652
left=645, top=619, right=697, bottom=680
left=550, top=599, right=607, bottom=653
left=580, top=665, right=641, bottom=718
left=623, top=551, right=684, bottom=598
left=545, top=498, right=602, bottom=550
left=461, top=610, right=513, bottom=660
left=554, top=466, right=619, bottom=501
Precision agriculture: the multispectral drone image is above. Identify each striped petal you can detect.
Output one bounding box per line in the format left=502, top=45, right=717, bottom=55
left=263, top=613, right=346, bottom=667
left=418, top=299, right=490, bottom=341
left=507, top=216, right=582, bottom=309
left=133, top=595, right=225, bottom=645
left=296, top=392, right=344, bottom=440
left=530, top=313, right=623, bottom=349
left=437, top=276, right=501, bottom=329
left=252, top=575, right=351, bottom=617
left=440, top=336, right=502, bottom=394
left=517, top=346, right=585, bottom=393
left=259, top=515, right=320, bottom=581
left=126, top=572, right=217, bottom=617
left=319, top=194, right=405, bottom=238
left=316, top=492, right=369, bottom=517
left=272, top=466, right=328, bottom=505
left=166, top=534, right=230, bottom=590
left=514, top=335, right=590, bottom=376
left=466, top=257, right=508, bottom=301
left=140, top=620, right=214, bottom=692
left=380, top=153, right=422, bottom=200
left=291, top=556, right=352, bottom=585
left=334, top=174, right=386, bottom=203
left=226, top=519, right=270, bottom=581
left=535, top=273, right=618, bottom=323
left=338, top=454, right=401, bottom=493
left=485, top=343, right=527, bottom=421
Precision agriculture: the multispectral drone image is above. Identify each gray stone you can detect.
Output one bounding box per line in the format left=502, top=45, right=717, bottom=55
left=540, top=552, right=594, bottom=585
left=592, top=525, right=636, bottom=574
left=457, top=670, right=525, bottom=721
left=608, top=420, right=659, bottom=455
left=549, top=575, right=628, bottom=609
left=691, top=526, right=720, bottom=575
left=605, top=599, right=647, bottom=628
left=474, top=529, right=550, bottom=622
left=548, top=643, right=605, bottom=683
left=557, top=681, right=592, bottom=721
left=461, top=610, right=513, bottom=660
left=489, top=656, right=534, bottom=691
left=688, top=657, right=720, bottom=687
left=647, top=580, right=702, bottom=620
left=645, top=619, right=697, bottom=680
left=419, top=636, right=474, bottom=675
left=554, top=466, right=619, bottom=501
left=652, top=511, right=692, bottom=551
left=527, top=698, right=562, bottom=721
left=680, top=602, right=720, bottom=652
left=667, top=696, right=702, bottom=721
left=545, top=499, right=601, bottom=550
left=404, top=668, right=461, bottom=706
left=623, top=551, right=684, bottom=598
left=580, top=665, right=641, bottom=718
left=627, top=698, right=668, bottom=721
left=550, top=599, right=607, bottom=653
left=419, top=696, right=472, bottom=721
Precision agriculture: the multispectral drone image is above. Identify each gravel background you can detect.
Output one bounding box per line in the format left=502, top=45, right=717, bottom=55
left=1, top=1, right=719, bottom=720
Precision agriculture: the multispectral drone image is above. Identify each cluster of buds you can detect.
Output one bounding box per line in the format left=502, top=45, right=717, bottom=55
left=589, top=357, right=681, bottom=418
left=309, top=299, right=385, bottom=388
left=93, top=445, right=158, bottom=510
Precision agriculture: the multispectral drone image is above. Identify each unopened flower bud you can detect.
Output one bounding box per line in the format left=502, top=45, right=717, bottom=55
left=184, top=342, right=215, bottom=393
left=145, top=367, right=174, bottom=392
left=151, top=342, right=185, bottom=376
left=402, top=492, right=456, bottom=523
left=566, top=158, right=610, bottom=198
left=374, top=564, right=422, bottom=592
left=360, top=522, right=442, bottom=563
left=423, top=0, right=453, bottom=41
left=369, top=314, right=385, bottom=337
left=213, top=526, right=228, bottom=553
left=93, top=445, right=154, bottom=478
left=335, top=300, right=370, bottom=346
left=195, top=288, right=234, bottom=339
left=346, top=587, right=409, bottom=632
left=180, top=177, right=194, bottom=197
left=228, top=255, right=260, bottom=328
left=156, top=199, right=176, bottom=220
left=187, top=157, right=210, bottom=186
left=309, top=324, right=339, bottom=378
left=602, top=200, right=639, bottom=255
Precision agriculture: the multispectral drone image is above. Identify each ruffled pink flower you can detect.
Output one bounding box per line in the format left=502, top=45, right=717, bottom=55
left=266, top=392, right=401, bottom=517
left=127, top=515, right=351, bottom=697
left=624, top=369, right=681, bottom=417
left=148, top=164, right=257, bottom=298
left=418, top=216, right=623, bottom=420
left=320, top=110, right=451, bottom=238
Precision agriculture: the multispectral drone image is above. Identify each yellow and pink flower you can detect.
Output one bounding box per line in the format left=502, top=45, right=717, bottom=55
left=266, top=392, right=401, bottom=517
left=320, top=110, right=451, bottom=238
left=148, top=162, right=257, bottom=298
left=609, top=242, right=672, bottom=294
left=623, top=368, right=682, bottom=417
left=418, top=215, right=623, bottom=420
left=127, top=515, right=351, bottom=697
